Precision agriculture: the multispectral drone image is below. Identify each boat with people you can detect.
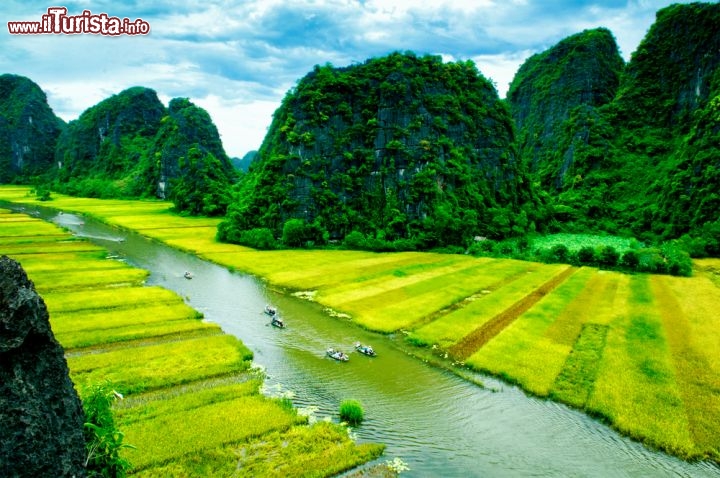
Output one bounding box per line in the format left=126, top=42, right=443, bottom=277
left=326, top=348, right=349, bottom=362
left=183, top=271, right=193, bottom=279
left=354, top=342, right=376, bottom=357
left=270, top=316, right=286, bottom=328
left=264, top=304, right=277, bottom=316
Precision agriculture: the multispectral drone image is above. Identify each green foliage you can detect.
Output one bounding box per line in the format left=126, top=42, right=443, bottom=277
left=508, top=4, right=720, bottom=256
left=339, top=399, right=364, bottom=425
left=169, top=147, right=231, bottom=216
left=0, top=74, right=65, bottom=183
left=236, top=227, right=278, bottom=250
left=219, top=52, right=544, bottom=250
left=82, top=382, right=134, bottom=478
left=282, top=218, right=328, bottom=247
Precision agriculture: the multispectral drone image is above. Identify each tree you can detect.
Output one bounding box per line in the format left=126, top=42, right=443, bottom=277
left=170, top=147, right=231, bottom=216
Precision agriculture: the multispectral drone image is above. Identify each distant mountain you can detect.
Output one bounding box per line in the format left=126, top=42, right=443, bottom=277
left=219, top=52, right=543, bottom=247
left=231, top=150, right=257, bottom=172
left=0, top=74, right=65, bottom=182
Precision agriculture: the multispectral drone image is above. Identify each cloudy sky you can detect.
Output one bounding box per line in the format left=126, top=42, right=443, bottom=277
left=1, top=0, right=696, bottom=157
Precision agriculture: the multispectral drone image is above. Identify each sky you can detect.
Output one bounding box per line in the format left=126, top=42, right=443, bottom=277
left=0, top=0, right=699, bottom=158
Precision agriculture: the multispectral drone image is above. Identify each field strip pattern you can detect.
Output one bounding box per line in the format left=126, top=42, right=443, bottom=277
left=650, top=275, right=720, bottom=452
left=448, top=266, right=577, bottom=360
left=585, top=275, right=695, bottom=456
left=0, top=206, right=382, bottom=473
left=408, top=263, right=565, bottom=346
left=463, top=267, right=596, bottom=396
left=322, top=256, right=508, bottom=310
left=404, top=261, right=544, bottom=331
left=544, top=271, right=620, bottom=346
left=550, top=323, right=609, bottom=408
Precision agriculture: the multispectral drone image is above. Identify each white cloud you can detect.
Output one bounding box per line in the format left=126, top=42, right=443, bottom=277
left=0, top=0, right=700, bottom=156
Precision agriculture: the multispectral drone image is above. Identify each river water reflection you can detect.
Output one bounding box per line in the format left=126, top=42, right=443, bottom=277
left=19, top=205, right=719, bottom=477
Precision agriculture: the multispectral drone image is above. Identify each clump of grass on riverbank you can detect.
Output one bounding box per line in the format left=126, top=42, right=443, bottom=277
left=340, top=399, right=365, bottom=425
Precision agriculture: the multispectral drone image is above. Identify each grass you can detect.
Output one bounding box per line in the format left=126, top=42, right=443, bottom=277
left=42, top=286, right=181, bottom=312
left=550, top=323, right=609, bottom=408
left=586, top=275, right=696, bottom=458
left=120, top=392, right=305, bottom=471
left=410, top=264, right=567, bottom=348
left=132, top=421, right=385, bottom=478
left=339, top=399, right=365, bottom=425
left=67, top=334, right=254, bottom=394
left=532, top=233, right=642, bottom=253
left=464, top=267, right=597, bottom=395
left=1, top=185, right=719, bottom=465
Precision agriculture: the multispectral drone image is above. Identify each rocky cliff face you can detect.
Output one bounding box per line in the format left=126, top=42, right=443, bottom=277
left=221, top=52, right=540, bottom=245
left=0, top=255, right=86, bottom=477
left=54, top=86, right=165, bottom=181
left=0, top=74, right=65, bottom=182
left=507, top=28, right=624, bottom=189
left=145, top=97, right=235, bottom=199
left=506, top=3, right=720, bottom=246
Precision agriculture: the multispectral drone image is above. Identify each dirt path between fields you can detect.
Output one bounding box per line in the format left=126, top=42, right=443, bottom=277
left=448, top=266, right=577, bottom=360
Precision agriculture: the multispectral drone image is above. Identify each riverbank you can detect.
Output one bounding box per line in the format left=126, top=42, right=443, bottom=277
left=1, top=185, right=719, bottom=467
left=0, top=202, right=383, bottom=476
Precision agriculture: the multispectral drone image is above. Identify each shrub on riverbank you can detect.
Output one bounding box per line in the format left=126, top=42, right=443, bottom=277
left=340, top=399, right=364, bottom=425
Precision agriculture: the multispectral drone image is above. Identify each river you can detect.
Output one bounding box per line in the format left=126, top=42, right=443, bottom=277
left=16, top=205, right=719, bottom=477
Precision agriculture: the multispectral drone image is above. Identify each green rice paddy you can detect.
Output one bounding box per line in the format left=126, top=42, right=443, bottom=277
left=1, top=185, right=719, bottom=464
left=0, top=198, right=383, bottom=475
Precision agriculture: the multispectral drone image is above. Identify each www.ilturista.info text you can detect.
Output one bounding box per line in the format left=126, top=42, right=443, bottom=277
left=7, top=7, right=150, bottom=35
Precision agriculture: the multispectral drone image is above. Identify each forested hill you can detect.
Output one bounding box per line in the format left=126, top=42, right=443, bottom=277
left=507, top=2, right=720, bottom=254
left=507, top=28, right=624, bottom=188
left=0, top=74, right=65, bottom=183
left=218, top=52, right=545, bottom=248
left=51, top=88, right=235, bottom=214
left=1, top=2, right=718, bottom=253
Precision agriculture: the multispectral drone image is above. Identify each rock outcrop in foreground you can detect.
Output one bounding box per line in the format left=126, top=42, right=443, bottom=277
left=0, top=255, right=86, bottom=477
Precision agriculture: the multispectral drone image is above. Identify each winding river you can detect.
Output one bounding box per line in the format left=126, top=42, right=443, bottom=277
left=16, top=205, right=720, bottom=477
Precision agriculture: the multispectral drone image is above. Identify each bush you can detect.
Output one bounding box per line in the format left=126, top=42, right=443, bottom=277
left=343, top=230, right=367, bottom=249
left=598, top=246, right=619, bottom=268
left=577, top=246, right=596, bottom=265
left=621, top=250, right=639, bottom=269
left=238, top=228, right=277, bottom=250
left=282, top=218, right=328, bottom=248
left=549, top=244, right=569, bottom=263
left=82, top=383, right=134, bottom=477
left=339, top=399, right=364, bottom=425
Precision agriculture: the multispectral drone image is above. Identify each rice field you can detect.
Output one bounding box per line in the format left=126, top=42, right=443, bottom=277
left=1, top=185, right=719, bottom=464
left=0, top=201, right=383, bottom=475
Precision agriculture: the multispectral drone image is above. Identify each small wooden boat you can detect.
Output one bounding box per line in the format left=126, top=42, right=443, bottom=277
left=183, top=271, right=193, bottom=279
left=326, top=348, right=349, bottom=362
left=270, top=316, right=285, bottom=328
left=264, top=304, right=277, bottom=316
left=354, top=342, right=376, bottom=357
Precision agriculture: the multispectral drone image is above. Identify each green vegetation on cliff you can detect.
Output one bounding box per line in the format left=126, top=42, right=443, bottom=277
left=508, top=3, right=720, bottom=255
left=0, top=74, right=65, bottom=183
left=50, top=89, right=234, bottom=215
left=219, top=52, right=545, bottom=249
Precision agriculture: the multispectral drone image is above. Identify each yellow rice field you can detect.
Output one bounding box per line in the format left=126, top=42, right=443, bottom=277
left=0, top=185, right=718, bottom=464
left=0, top=201, right=382, bottom=474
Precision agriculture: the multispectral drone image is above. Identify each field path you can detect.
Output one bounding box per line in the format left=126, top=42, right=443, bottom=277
left=448, top=266, right=577, bottom=360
